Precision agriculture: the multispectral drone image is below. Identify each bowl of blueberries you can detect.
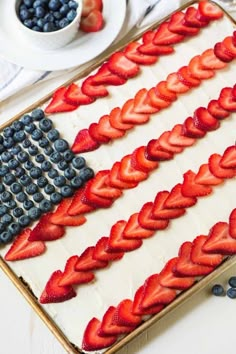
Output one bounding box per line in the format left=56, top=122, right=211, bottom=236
left=15, top=0, right=82, bottom=50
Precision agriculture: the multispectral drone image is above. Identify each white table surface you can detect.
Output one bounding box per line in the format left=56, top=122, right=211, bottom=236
left=1, top=2, right=236, bottom=354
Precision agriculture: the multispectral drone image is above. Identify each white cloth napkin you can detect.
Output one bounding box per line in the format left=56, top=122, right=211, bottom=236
left=1, top=0, right=231, bottom=102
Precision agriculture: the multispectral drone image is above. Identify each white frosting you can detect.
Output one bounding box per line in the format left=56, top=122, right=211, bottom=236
left=1, top=11, right=236, bottom=353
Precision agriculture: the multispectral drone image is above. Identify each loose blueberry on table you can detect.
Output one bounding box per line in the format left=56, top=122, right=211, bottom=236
left=0, top=108, right=93, bottom=244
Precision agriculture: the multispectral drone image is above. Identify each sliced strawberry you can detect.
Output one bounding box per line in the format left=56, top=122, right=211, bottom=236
left=124, top=42, right=158, bottom=65
left=49, top=198, right=87, bottom=226
left=88, top=170, right=122, bottom=199
left=152, top=191, right=186, bottom=219
left=119, top=154, right=148, bottom=183
left=158, top=131, right=184, bottom=154
left=41, top=270, right=76, bottom=304
left=67, top=188, right=95, bottom=216
left=220, top=146, right=236, bottom=169
left=108, top=162, right=138, bottom=190
left=194, top=163, right=223, bottom=185
left=59, top=256, right=94, bottom=287
left=123, top=213, right=154, bottom=239
left=168, top=124, right=195, bottom=147
left=142, top=30, right=156, bottom=44
left=92, top=63, right=127, bottom=86
left=132, top=285, right=164, bottom=316
left=45, top=87, right=78, bottom=114
left=141, top=274, right=177, bottom=308
left=148, top=87, right=172, bottom=108
left=64, top=83, right=95, bottom=105
left=28, top=214, right=65, bottom=242
left=175, top=242, right=214, bottom=276
left=182, top=116, right=206, bottom=139
left=4, top=229, right=45, bottom=261
left=82, top=317, right=117, bottom=352
left=109, top=107, right=134, bottom=131
left=207, top=99, right=230, bottom=120
left=199, top=48, right=227, bottom=69
left=159, top=257, right=195, bottom=290
left=178, top=66, right=201, bottom=88
left=138, top=42, right=174, bottom=56
left=97, top=115, right=125, bottom=139
left=133, top=88, right=159, bottom=114
left=145, top=139, right=174, bottom=161
left=168, top=11, right=199, bottom=36
left=153, top=22, right=184, bottom=45
left=166, top=72, right=189, bottom=93
left=138, top=202, right=169, bottom=230
left=107, top=220, right=143, bottom=252
left=191, top=235, right=223, bottom=267
left=218, top=87, right=236, bottom=112
left=71, top=128, right=100, bottom=153
left=223, top=36, right=236, bottom=57
left=155, top=81, right=177, bottom=102
left=208, top=153, right=236, bottom=179
left=83, top=180, right=114, bottom=208
left=202, top=222, right=236, bottom=255
left=229, top=209, right=236, bottom=239
left=188, top=55, right=215, bottom=80
left=131, top=146, right=158, bottom=173
left=89, top=122, right=111, bottom=144
left=81, top=76, right=108, bottom=98
left=99, top=306, right=135, bottom=336
left=93, top=237, right=124, bottom=262
left=112, top=299, right=142, bottom=327
left=80, top=9, right=104, bottom=33
left=193, top=107, right=220, bottom=131
left=181, top=170, right=212, bottom=197
left=108, top=52, right=140, bottom=79
left=75, top=246, right=108, bottom=271
left=214, top=42, right=234, bottom=63
left=197, top=1, right=223, bottom=21
left=121, top=99, right=150, bottom=124
left=164, top=183, right=197, bottom=209
left=183, top=6, right=209, bottom=28
left=81, top=0, right=103, bottom=17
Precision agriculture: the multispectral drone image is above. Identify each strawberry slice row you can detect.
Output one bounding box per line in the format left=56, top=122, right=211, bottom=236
left=5, top=86, right=236, bottom=261
left=44, top=1, right=224, bottom=114
left=71, top=34, right=236, bottom=154
left=81, top=208, right=236, bottom=352
left=38, top=144, right=236, bottom=304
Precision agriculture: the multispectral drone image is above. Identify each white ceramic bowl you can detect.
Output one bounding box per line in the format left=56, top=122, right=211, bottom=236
left=14, top=0, right=82, bottom=51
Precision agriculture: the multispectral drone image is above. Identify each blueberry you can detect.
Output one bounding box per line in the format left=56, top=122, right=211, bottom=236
left=68, top=0, right=78, bottom=10
left=60, top=185, right=73, bottom=197
left=54, top=11, right=62, bottom=19
left=78, top=167, right=94, bottom=182
left=227, top=287, right=236, bottom=299
left=37, top=176, right=48, bottom=188
left=1, top=151, right=13, bottom=162
left=54, top=139, right=69, bottom=152
left=48, top=169, right=59, bottom=179
left=39, top=199, right=53, bottom=212
left=37, top=18, right=45, bottom=28
left=63, top=150, right=74, bottom=162
left=19, top=215, right=31, bottom=227
left=3, top=138, right=15, bottom=149
left=0, top=145, right=4, bottom=154
left=1, top=214, right=13, bottom=225
left=23, top=0, right=34, bottom=7
left=28, top=207, right=41, bottom=220
left=60, top=0, right=70, bottom=3
left=28, top=144, right=39, bottom=156
left=24, top=19, right=33, bottom=28
left=58, top=160, right=68, bottom=170
left=11, top=145, right=21, bottom=155
left=35, top=6, right=46, bottom=18
left=3, top=127, right=14, bottom=138
left=20, top=4, right=28, bottom=11
left=59, top=18, right=70, bottom=28
left=30, top=167, right=42, bottom=179
left=38, top=138, right=49, bottom=148
left=49, top=0, right=61, bottom=11
left=13, top=131, right=26, bottom=142
left=35, top=154, right=45, bottom=163
left=6, top=200, right=17, bottom=210
left=17, top=151, right=29, bottom=163
left=44, top=146, right=54, bottom=156
left=33, top=192, right=44, bottom=203
left=0, top=184, right=5, bottom=193
left=44, top=184, right=55, bottom=194
left=211, top=284, right=225, bottom=296
left=0, top=231, right=13, bottom=244
left=26, top=183, right=38, bottom=195
left=20, top=174, right=31, bottom=187
left=8, top=159, right=20, bottom=170
left=22, top=139, right=31, bottom=148
left=64, top=167, right=76, bottom=180
left=8, top=223, right=21, bottom=236
left=24, top=160, right=34, bottom=170
left=13, top=207, right=24, bottom=218
left=33, top=0, right=44, bottom=8
left=0, top=205, right=8, bottom=217
left=24, top=123, right=36, bottom=133
left=48, top=129, right=59, bottom=142
left=23, top=200, right=34, bottom=211
left=32, top=25, right=41, bottom=31
left=10, top=183, right=22, bottom=194
left=15, top=167, right=25, bottom=178
left=39, top=118, right=53, bottom=132
left=60, top=4, right=69, bottom=15
left=43, top=22, right=56, bottom=32
left=67, top=9, right=77, bottom=22
left=31, top=129, right=43, bottom=141
left=12, top=121, right=24, bottom=131
left=72, top=156, right=85, bottom=169
left=1, top=191, right=12, bottom=203
left=44, top=13, right=55, bottom=23
left=0, top=166, right=9, bottom=177
left=54, top=175, right=66, bottom=187
left=4, top=173, right=16, bottom=186
left=71, top=176, right=83, bottom=189
left=16, top=192, right=28, bottom=203
left=20, top=114, right=32, bottom=125
left=228, top=276, right=236, bottom=288
left=50, top=152, right=62, bottom=163
left=41, top=161, right=52, bottom=172
left=19, top=9, right=31, bottom=21
left=50, top=192, right=62, bottom=204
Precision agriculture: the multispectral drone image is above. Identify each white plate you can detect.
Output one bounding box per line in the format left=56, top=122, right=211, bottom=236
left=0, top=0, right=127, bottom=71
